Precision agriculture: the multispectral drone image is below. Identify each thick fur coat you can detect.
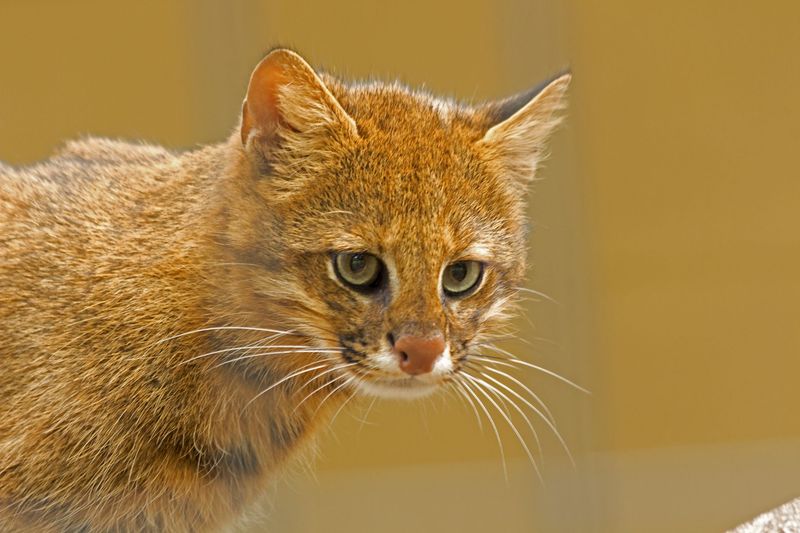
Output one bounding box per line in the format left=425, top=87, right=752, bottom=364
left=0, top=49, right=568, bottom=531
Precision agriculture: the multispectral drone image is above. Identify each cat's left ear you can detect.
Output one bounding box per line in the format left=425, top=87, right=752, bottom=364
left=478, top=72, right=571, bottom=184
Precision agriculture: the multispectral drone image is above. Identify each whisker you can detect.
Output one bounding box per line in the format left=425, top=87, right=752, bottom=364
left=273, top=313, right=343, bottom=340
left=473, top=333, right=533, bottom=349
left=154, top=326, right=310, bottom=345
left=476, top=369, right=575, bottom=467
left=179, top=338, right=342, bottom=367
left=244, top=362, right=330, bottom=410
left=292, top=365, right=356, bottom=414
left=462, top=374, right=543, bottom=484
left=357, top=397, right=379, bottom=432
left=456, top=378, right=508, bottom=482
left=214, top=349, right=342, bottom=369
left=314, top=375, right=357, bottom=418
left=447, top=379, right=483, bottom=432
left=470, top=355, right=516, bottom=370
left=463, top=367, right=543, bottom=458
left=474, top=335, right=557, bottom=351
left=328, top=383, right=361, bottom=428
left=475, top=348, right=590, bottom=394
left=514, top=286, right=561, bottom=306
left=469, top=361, right=555, bottom=423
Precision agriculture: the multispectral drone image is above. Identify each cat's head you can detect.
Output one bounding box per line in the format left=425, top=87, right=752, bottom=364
left=227, top=49, right=568, bottom=399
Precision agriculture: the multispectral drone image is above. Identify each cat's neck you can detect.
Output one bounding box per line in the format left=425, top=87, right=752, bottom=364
left=163, top=139, right=354, bottom=515
left=71, top=137, right=355, bottom=527
left=170, top=330, right=350, bottom=527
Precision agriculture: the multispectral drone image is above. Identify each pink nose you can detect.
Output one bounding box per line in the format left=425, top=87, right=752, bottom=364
left=392, top=334, right=446, bottom=375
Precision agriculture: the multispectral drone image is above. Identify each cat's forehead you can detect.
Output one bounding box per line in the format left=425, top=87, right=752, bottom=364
left=324, top=83, right=496, bottom=196
left=282, top=78, right=523, bottom=255
left=291, top=140, right=520, bottom=258
left=331, top=80, right=484, bottom=150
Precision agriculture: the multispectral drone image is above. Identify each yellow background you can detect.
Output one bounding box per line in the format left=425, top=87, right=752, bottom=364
left=1, top=1, right=798, bottom=531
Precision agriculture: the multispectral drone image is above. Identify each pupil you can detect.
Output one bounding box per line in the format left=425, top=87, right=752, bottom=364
left=350, top=254, right=366, bottom=273
left=451, top=263, right=467, bottom=282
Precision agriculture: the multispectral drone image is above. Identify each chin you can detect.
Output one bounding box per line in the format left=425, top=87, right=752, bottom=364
left=354, top=376, right=442, bottom=400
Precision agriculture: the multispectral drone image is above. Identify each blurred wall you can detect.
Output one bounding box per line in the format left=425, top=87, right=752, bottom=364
left=1, top=1, right=799, bottom=532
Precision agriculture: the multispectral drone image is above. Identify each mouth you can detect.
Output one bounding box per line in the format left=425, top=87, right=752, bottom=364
left=352, top=374, right=442, bottom=399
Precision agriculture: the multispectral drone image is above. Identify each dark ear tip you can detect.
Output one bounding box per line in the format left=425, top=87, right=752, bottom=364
left=267, top=48, right=298, bottom=59
left=485, top=68, right=571, bottom=126
left=556, top=66, right=572, bottom=78
left=262, top=44, right=301, bottom=58
left=546, top=68, right=572, bottom=89
left=256, top=48, right=306, bottom=71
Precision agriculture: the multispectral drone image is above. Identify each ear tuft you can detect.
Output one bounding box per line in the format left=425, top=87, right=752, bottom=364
left=478, top=72, right=571, bottom=185
left=240, top=49, right=357, bottom=164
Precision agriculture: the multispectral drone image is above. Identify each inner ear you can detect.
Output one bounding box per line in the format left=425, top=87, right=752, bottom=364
left=240, top=56, right=290, bottom=145
left=240, top=49, right=358, bottom=148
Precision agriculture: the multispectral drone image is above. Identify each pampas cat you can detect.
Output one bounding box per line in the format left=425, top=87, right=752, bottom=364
left=0, top=48, right=570, bottom=531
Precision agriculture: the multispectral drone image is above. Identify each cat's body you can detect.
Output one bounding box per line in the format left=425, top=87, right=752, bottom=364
left=0, top=50, right=569, bottom=531
left=0, top=138, right=306, bottom=531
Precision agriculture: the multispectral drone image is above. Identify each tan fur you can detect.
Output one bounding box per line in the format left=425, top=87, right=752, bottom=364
left=0, top=49, right=568, bottom=531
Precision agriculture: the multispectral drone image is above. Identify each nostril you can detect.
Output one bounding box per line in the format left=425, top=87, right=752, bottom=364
left=392, top=333, right=445, bottom=376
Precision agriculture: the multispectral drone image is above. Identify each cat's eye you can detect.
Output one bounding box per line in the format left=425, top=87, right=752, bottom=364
left=442, top=261, right=484, bottom=297
left=333, top=252, right=384, bottom=292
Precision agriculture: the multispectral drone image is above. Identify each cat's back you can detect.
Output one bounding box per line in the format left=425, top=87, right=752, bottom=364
left=0, top=137, right=223, bottom=414
left=0, top=139, right=223, bottom=531
left=1, top=138, right=176, bottom=209
left=0, top=137, right=221, bottom=252
left=0, top=138, right=190, bottom=288
left=0, top=137, right=212, bottom=356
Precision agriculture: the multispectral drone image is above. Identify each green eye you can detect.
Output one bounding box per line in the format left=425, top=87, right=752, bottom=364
left=333, top=252, right=383, bottom=291
left=442, top=261, right=484, bottom=297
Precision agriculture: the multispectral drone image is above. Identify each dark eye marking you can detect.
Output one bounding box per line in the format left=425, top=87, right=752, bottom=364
left=339, top=332, right=368, bottom=363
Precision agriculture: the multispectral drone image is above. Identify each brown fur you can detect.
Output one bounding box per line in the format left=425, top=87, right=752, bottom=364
left=0, top=49, right=568, bottom=531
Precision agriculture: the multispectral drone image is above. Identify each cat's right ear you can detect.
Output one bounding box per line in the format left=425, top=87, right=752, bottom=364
left=240, top=49, right=358, bottom=163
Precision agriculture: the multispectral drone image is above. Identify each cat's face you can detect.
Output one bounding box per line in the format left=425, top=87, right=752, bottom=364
left=233, top=50, right=568, bottom=399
